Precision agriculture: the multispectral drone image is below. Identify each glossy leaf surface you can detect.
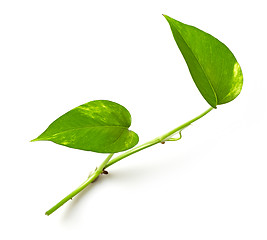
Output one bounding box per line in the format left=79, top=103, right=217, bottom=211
left=164, top=15, right=243, bottom=108
left=31, top=100, right=139, bottom=153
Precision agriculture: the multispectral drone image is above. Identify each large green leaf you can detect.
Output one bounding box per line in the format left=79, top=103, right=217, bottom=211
left=163, top=15, right=243, bottom=108
left=31, top=100, right=139, bottom=153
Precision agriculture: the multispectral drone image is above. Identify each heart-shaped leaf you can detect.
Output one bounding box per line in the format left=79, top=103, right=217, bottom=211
left=163, top=15, right=243, bottom=108
left=31, top=100, right=139, bottom=153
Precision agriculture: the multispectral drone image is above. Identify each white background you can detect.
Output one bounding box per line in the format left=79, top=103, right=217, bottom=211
left=1, top=0, right=266, bottom=239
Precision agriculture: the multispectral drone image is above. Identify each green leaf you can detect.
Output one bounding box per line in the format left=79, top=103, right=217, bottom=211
left=31, top=100, right=139, bottom=153
left=163, top=15, right=243, bottom=108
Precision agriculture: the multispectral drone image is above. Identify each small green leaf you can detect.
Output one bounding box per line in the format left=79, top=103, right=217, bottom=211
left=163, top=15, right=243, bottom=108
left=31, top=100, right=139, bottom=153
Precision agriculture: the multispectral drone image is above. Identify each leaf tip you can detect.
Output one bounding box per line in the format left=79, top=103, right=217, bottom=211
left=162, top=14, right=174, bottom=21
left=30, top=138, right=39, bottom=142
left=162, top=14, right=168, bottom=19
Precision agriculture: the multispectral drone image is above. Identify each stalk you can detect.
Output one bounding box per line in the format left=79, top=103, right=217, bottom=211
left=46, top=107, right=213, bottom=215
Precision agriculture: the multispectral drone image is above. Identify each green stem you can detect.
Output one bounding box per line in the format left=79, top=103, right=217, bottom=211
left=105, top=107, right=213, bottom=168
left=45, top=153, right=114, bottom=216
left=46, top=107, right=213, bottom=215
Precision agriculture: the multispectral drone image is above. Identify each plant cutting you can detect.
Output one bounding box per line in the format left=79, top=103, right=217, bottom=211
left=31, top=15, right=243, bottom=216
